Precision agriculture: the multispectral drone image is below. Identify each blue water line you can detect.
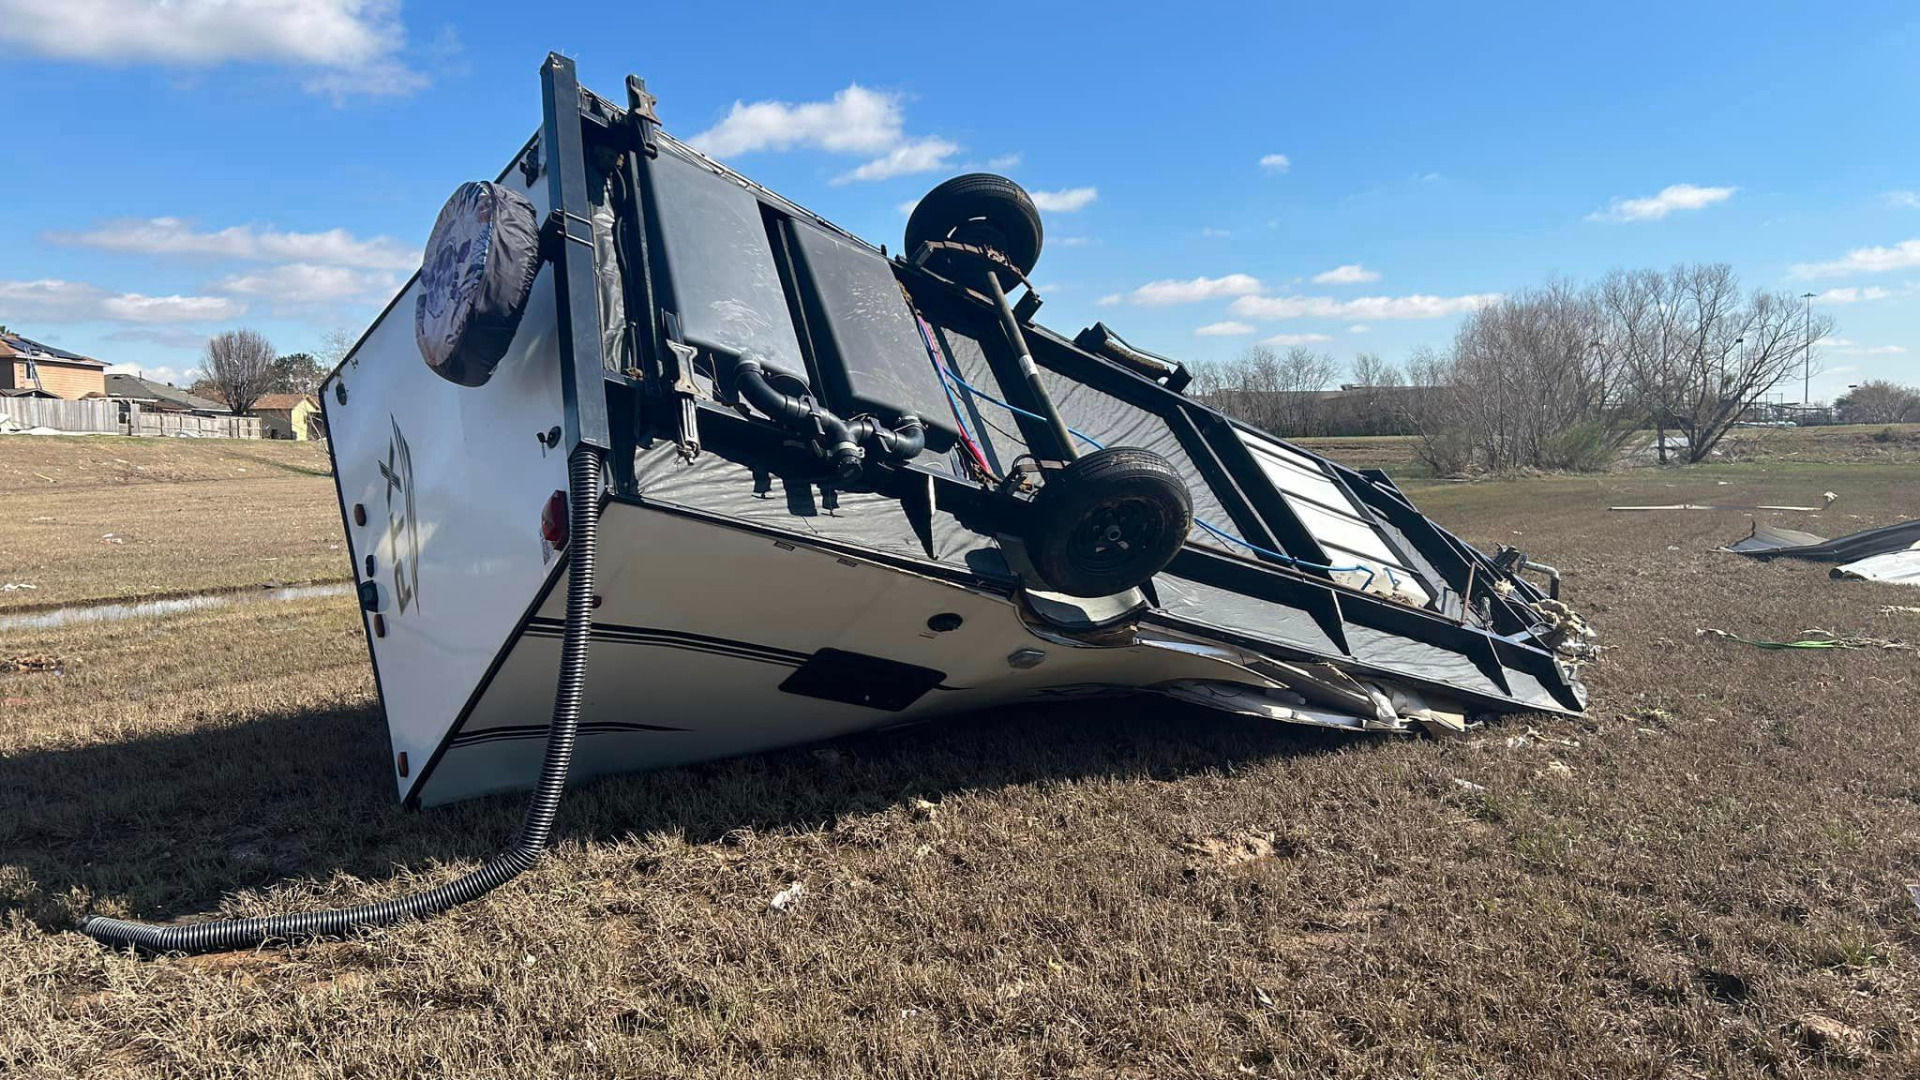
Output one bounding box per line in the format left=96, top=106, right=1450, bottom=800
left=932, top=365, right=1401, bottom=593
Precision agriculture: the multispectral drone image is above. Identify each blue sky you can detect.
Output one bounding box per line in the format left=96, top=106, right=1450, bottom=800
left=2, top=1, right=1914, bottom=400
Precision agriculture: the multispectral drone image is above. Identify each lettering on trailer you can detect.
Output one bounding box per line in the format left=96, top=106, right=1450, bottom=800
left=379, top=416, right=421, bottom=613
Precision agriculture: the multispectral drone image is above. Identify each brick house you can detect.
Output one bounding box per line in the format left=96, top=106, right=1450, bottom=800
left=0, top=328, right=107, bottom=400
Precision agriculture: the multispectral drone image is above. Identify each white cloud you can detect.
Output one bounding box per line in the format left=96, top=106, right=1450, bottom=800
left=984, top=153, right=1022, bottom=170
left=1201, top=227, right=1232, bottom=238
left=1815, top=286, right=1892, bottom=304
left=107, top=361, right=203, bottom=385
left=835, top=137, right=959, bottom=184
left=0, top=0, right=425, bottom=98
left=1819, top=338, right=1907, bottom=356
left=1030, top=187, right=1099, bottom=213
left=1883, top=191, right=1920, bottom=209
left=689, top=84, right=904, bottom=157
left=1259, top=333, right=1332, bottom=347
left=1587, top=183, right=1736, bottom=222
left=1113, top=273, right=1263, bottom=306
left=1230, top=292, right=1499, bottom=321
left=48, top=217, right=418, bottom=270
left=0, top=278, right=245, bottom=324
left=1348, top=324, right=1370, bottom=333
left=1311, top=263, right=1381, bottom=285
left=1259, top=153, right=1291, bottom=174
left=211, top=263, right=401, bottom=313
left=105, top=329, right=210, bottom=351
left=1054, top=236, right=1091, bottom=248
left=1194, top=321, right=1256, bottom=337
left=1790, top=239, right=1920, bottom=279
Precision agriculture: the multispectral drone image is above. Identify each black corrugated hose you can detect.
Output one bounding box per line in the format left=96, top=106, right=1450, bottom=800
left=82, top=446, right=604, bottom=954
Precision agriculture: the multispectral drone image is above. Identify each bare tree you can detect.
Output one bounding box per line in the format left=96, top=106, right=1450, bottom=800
left=1418, top=280, right=1623, bottom=472
left=1834, top=380, right=1920, bottom=424
left=1188, top=344, right=1337, bottom=435
left=317, top=327, right=360, bottom=370
left=1336, top=352, right=1408, bottom=435
left=203, top=329, right=278, bottom=415
left=1612, top=264, right=1830, bottom=463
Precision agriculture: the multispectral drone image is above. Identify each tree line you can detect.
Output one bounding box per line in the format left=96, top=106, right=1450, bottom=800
left=1191, top=263, right=1842, bottom=472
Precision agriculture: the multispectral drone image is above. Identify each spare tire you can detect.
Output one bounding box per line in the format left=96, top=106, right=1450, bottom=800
left=905, top=173, right=1043, bottom=286
left=415, top=181, right=542, bottom=387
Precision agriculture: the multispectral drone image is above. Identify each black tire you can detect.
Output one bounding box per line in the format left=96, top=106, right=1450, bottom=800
left=1028, top=448, right=1192, bottom=598
left=905, top=173, right=1043, bottom=283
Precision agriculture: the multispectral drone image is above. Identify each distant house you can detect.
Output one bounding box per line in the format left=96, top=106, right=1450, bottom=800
left=0, top=327, right=107, bottom=400
left=102, top=372, right=227, bottom=414
left=248, top=393, right=325, bottom=440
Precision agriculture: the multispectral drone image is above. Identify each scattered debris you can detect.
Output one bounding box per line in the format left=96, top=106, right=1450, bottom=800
left=910, top=797, right=939, bottom=822
left=1545, top=760, right=1574, bottom=778
left=1177, top=831, right=1278, bottom=869
left=100, top=533, right=124, bottom=545
left=1794, top=1014, right=1871, bottom=1064
left=1882, top=606, right=1920, bottom=617
left=1908, top=883, right=1920, bottom=915
left=1725, top=517, right=1920, bottom=588
left=0, top=654, right=65, bottom=674
left=1698, top=628, right=1915, bottom=653
left=1536, top=598, right=1599, bottom=662
left=1613, top=492, right=1836, bottom=512
left=1451, top=777, right=1486, bottom=793
left=768, top=881, right=804, bottom=913
left=1, top=582, right=37, bottom=592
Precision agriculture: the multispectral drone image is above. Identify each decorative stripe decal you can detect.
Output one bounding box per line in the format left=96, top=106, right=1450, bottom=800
left=522, top=618, right=809, bottom=667
left=449, top=719, right=687, bottom=748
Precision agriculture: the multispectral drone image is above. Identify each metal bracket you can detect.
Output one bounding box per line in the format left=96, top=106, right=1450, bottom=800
left=659, top=311, right=701, bottom=461
left=625, top=75, right=659, bottom=157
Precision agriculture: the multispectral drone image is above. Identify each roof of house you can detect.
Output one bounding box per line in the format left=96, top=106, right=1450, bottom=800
left=1, top=387, right=60, bottom=398
left=103, top=372, right=227, bottom=412
left=0, top=330, right=107, bottom=368
left=249, top=393, right=319, bottom=412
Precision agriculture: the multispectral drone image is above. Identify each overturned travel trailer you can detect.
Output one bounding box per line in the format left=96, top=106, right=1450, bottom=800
left=84, top=55, right=1586, bottom=953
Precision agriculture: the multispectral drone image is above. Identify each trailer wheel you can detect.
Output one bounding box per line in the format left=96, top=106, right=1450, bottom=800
left=905, top=173, right=1043, bottom=285
left=1029, top=448, right=1192, bottom=598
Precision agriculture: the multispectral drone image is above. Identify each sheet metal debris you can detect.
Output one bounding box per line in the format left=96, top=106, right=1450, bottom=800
left=1725, top=517, right=1920, bottom=588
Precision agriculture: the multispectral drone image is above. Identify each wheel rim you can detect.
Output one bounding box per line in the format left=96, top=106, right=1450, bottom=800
left=1069, top=496, right=1163, bottom=574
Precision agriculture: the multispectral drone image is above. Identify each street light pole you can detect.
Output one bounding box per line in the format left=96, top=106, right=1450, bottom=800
left=1801, top=291, right=1816, bottom=421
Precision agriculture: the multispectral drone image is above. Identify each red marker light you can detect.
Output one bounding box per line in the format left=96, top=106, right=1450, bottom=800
left=540, top=490, right=569, bottom=548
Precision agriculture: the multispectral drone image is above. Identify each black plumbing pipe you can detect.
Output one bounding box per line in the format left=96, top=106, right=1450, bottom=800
left=82, top=446, right=605, bottom=954
left=850, top=414, right=925, bottom=461
left=732, top=355, right=924, bottom=479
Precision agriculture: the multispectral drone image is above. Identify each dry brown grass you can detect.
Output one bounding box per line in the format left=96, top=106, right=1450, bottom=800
left=0, top=437, right=343, bottom=611
left=1290, top=423, right=1920, bottom=475
left=3, top=441, right=1919, bottom=1077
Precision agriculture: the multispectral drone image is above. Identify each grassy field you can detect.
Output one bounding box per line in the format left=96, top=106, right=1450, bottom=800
left=0, top=437, right=343, bottom=612
left=4, top=438, right=1919, bottom=1077
left=1292, top=422, right=1920, bottom=476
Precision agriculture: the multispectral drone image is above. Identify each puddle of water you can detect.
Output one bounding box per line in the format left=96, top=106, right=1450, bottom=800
left=0, top=583, right=352, bottom=633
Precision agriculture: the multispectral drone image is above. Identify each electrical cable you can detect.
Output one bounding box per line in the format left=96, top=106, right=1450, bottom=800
left=83, top=446, right=607, bottom=953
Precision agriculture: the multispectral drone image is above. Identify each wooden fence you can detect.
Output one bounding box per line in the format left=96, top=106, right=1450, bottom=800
left=0, top=397, right=262, bottom=439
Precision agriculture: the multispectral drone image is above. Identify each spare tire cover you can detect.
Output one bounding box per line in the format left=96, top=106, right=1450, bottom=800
left=415, top=181, right=542, bottom=387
